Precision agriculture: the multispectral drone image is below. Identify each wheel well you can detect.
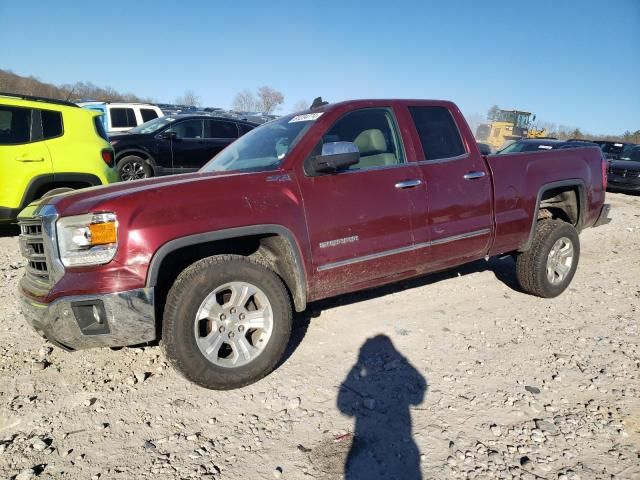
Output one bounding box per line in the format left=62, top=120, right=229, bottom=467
left=152, top=234, right=305, bottom=335
left=32, top=181, right=93, bottom=201
left=538, top=186, right=580, bottom=226
left=116, top=150, right=154, bottom=166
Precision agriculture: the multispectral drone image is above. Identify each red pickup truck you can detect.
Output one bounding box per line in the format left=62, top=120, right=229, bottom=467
left=18, top=99, right=610, bottom=389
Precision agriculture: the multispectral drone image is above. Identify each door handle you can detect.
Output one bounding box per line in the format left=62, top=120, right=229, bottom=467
left=16, top=157, right=45, bottom=162
left=395, top=179, right=422, bottom=189
left=463, top=171, right=486, bottom=180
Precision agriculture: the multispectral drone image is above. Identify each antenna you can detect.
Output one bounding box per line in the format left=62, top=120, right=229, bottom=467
left=310, top=97, right=328, bottom=109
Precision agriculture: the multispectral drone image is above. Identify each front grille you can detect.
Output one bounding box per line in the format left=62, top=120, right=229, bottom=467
left=19, top=219, right=50, bottom=285
left=610, top=167, right=640, bottom=178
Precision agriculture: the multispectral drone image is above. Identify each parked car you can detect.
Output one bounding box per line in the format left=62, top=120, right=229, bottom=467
left=0, top=92, right=117, bottom=223
left=109, top=114, right=257, bottom=180
left=77, top=102, right=164, bottom=134
left=568, top=139, right=636, bottom=160
left=607, top=145, right=640, bottom=193
left=497, top=138, right=601, bottom=154
left=17, top=99, right=609, bottom=389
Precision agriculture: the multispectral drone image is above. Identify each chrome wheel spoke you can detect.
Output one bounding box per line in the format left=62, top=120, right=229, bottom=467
left=555, top=261, right=570, bottom=277
left=199, top=331, right=224, bottom=356
left=228, top=283, right=256, bottom=309
left=546, top=237, right=574, bottom=285
left=243, top=309, right=267, bottom=329
left=232, top=336, right=256, bottom=365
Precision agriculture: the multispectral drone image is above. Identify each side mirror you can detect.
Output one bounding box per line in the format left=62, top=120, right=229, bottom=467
left=159, top=131, right=176, bottom=141
left=310, top=142, right=360, bottom=174
left=477, top=143, right=492, bottom=156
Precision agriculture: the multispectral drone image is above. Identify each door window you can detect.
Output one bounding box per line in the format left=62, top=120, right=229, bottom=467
left=322, top=108, right=405, bottom=170
left=140, top=108, right=159, bottom=122
left=168, top=119, right=203, bottom=139
left=205, top=120, right=238, bottom=139
left=408, top=106, right=465, bottom=160
left=41, top=109, right=63, bottom=139
left=0, top=106, right=31, bottom=145
left=110, top=107, right=137, bottom=128
left=238, top=123, right=254, bottom=135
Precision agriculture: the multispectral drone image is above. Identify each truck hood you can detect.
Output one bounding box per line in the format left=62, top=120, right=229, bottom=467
left=49, top=171, right=259, bottom=216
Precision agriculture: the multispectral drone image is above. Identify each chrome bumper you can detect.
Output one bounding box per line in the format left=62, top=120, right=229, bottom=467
left=20, top=286, right=157, bottom=350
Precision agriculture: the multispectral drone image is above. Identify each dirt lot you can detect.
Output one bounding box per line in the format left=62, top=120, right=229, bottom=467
left=0, top=192, right=638, bottom=480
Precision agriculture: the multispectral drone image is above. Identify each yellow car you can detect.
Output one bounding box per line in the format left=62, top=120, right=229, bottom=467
left=0, top=93, right=118, bottom=223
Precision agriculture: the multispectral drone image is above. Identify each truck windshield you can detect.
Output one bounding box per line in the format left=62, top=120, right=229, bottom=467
left=202, top=114, right=317, bottom=173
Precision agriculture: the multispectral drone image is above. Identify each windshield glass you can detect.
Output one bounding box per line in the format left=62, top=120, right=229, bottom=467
left=129, top=116, right=176, bottom=134
left=202, top=113, right=319, bottom=173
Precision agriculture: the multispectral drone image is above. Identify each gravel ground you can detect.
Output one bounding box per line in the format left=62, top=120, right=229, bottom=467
left=0, top=192, right=638, bottom=480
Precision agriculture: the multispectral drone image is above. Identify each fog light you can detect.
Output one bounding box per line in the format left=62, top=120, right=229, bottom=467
left=71, top=300, right=110, bottom=335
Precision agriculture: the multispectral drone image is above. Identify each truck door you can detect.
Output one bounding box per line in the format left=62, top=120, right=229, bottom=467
left=405, top=105, right=493, bottom=270
left=298, top=107, right=424, bottom=295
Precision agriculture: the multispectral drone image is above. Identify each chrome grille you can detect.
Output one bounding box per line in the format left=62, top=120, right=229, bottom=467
left=19, top=219, right=50, bottom=284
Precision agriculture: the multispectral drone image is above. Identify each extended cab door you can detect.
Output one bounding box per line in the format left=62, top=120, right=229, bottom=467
left=298, top=107, right=425, bottom=296
left=406, top=105, right=493, bottom=270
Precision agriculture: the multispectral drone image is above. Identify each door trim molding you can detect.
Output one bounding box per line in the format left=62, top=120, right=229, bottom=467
left=316, top=228, right=490, bottom=272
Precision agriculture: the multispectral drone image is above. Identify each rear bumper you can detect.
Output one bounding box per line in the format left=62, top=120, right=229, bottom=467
left=20, top=285, right=156, bottom=350
left=593, top=203, right=611, bottom=228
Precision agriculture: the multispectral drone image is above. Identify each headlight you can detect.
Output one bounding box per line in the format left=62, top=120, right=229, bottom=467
left=57, top=212, right=118, bottom=267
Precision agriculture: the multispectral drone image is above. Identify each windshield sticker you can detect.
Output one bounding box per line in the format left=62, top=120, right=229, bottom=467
left=289, top=112, right=323, bottom=123
left=614, top=143, right=623, bottom=147
left=538, top=145, right=553, bottom=149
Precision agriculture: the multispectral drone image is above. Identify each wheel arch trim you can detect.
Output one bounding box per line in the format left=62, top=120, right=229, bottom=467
left=519, top=179, right=586, bottom=252
left=146, top=224, right=308, bottom=311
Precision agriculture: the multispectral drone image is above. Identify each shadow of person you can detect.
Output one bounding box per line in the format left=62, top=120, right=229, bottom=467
left=337, top=335, right=427, bottom=480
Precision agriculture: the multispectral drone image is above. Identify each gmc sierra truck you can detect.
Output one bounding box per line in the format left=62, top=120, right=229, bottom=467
left=17, top=99, right=611, bottom=390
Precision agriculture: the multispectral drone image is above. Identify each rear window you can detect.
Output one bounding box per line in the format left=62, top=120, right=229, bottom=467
left=408, top=106, right=465, bottom=160
left=238, top=123, right=254, bottom=135
left=41, top=109, right=63, bottom=139
left=206, top=120, right=238, bottom=139
left=140, top=108, right=158, bottom=122
left=110, top=107, right=137, bottom=128
left=93, top=116, right=109, bottom=141
left=0, top=106, right=31, bottom=145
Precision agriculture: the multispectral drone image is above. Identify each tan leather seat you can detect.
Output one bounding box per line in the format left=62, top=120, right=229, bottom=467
left=354, top=129, right=397, bottom=168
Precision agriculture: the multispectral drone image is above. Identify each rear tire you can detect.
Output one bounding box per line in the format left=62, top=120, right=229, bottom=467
left=515, top=219, right=580, bottom=298
left=117, top=155, right=151, bottom=181
left=162, top=255, right=292, bottom=390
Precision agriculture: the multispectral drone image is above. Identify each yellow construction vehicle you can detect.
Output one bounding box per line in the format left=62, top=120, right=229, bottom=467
left=475, top=109, right=547, bottom=150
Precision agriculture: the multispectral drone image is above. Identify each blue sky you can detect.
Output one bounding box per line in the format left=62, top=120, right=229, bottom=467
left=1, top=0, right=638, bottom=134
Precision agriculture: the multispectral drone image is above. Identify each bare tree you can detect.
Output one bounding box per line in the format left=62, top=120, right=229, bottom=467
left=292, top=100, right=309, bottom=112
left=232, top=89, right=260, bottom=112
left=487, top=105, right=500, bottom=120
left=175, top=89, right=201, bottom=107
left=257, top=86, right=284, bottom=114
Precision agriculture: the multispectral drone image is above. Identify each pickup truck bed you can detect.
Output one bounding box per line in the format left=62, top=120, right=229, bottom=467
left=17, top=99, right=610, bottom=389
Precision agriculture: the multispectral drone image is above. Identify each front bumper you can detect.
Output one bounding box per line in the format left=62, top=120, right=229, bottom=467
left=20, top=286, right=156, bottom=350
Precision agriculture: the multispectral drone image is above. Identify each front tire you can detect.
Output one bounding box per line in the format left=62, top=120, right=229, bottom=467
left=515, top=219, right=580, bottom=298
left=117, top=155, right=151, bottom=181
left=162, top=255, right=292, bottom=390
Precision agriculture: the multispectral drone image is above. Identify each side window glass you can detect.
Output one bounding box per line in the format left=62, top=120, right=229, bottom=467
left=140, top=108, right=158, bottom=122
left=323, top=108, right=405, bottom=170
left=111, top=108, right=137, bottom=128
left=205, top=120, right=238, bottom=139
left=0, top=106, right=31, bottom=145
left=168, top=119, right=203, bottom=139
left=409, top=106, right=465, bottom=160
left=41, top=110, right=63, bottom=139
left=238, top=123, right=254, bottom=135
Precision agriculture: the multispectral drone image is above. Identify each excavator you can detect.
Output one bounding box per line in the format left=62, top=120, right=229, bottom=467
left=475, top=109, right=548, bottom=150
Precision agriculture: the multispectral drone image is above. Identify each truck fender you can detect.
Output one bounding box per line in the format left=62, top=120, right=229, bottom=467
left=519, top=179, right=587, bottom=252
left=146, top=224, right=308, bottom=312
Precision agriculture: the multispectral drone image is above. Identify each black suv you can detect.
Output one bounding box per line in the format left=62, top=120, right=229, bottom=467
left=497, top=138, right=600, bottom=154
left=110, top=115, right=257, bottom=180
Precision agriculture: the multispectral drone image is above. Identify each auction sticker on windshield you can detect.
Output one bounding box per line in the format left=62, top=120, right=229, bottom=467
left=289, top=112, right=323, bottom=123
